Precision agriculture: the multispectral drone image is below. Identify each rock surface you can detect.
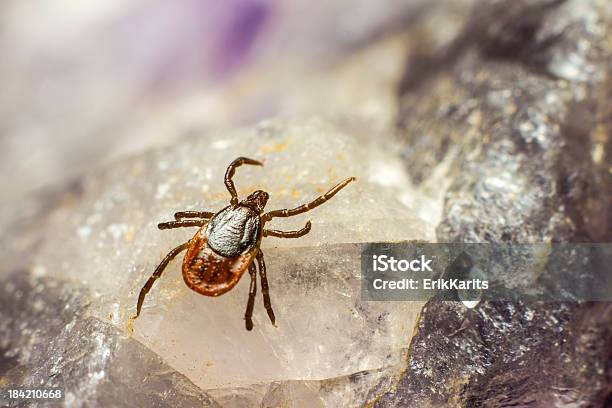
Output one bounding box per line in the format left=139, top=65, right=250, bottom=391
left=1, top=0, right=611, bottom=406
left=373, top=0, right=612, bottom=406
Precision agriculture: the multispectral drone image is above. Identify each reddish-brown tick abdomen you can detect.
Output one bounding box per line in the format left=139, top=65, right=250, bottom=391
left=182, top=226, right=258, bottom=296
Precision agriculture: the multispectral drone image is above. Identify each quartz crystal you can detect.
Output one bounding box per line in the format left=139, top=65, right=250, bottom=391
left=1, top=118, right=437, bottom=406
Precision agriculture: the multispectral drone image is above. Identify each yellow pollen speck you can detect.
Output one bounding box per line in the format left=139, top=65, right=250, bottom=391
left=127, top=315, right=136, bottom=334
left=124, top=230, right=135, bottom=242
left=592, top=143, right=604, bottom=164
left=592, top=124, right=608, bottom=143
left=258, top=138, right=292, bottom=154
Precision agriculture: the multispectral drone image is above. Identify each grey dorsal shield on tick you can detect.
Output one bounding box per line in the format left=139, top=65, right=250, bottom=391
left=133, top=157, right=356, bottom=331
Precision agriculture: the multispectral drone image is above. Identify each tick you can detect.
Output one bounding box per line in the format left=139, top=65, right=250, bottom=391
left=133, top=157, right=355, bottom=330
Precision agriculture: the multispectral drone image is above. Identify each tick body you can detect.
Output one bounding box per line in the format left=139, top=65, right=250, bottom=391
left=134, top=157, right=355, bottom=331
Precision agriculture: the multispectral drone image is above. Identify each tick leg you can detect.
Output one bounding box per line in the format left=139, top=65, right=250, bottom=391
left=263, top=177, right=355, bottom=220
left=174, top=211, right=214, bottom=220
left=158, top=219, right=206, bottom=230
left=135, top=242, right=189, bottom=318
left=263, top=221, right=311, bottom=238
left=245, top=263, right=258, bottom=331
left=225, top=157, right=264, bottom=206
left=256, top=250, right=275, bottom=326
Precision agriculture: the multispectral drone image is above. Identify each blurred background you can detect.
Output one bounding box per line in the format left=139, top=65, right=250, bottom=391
left=0, top=0, right=468, bottom=203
